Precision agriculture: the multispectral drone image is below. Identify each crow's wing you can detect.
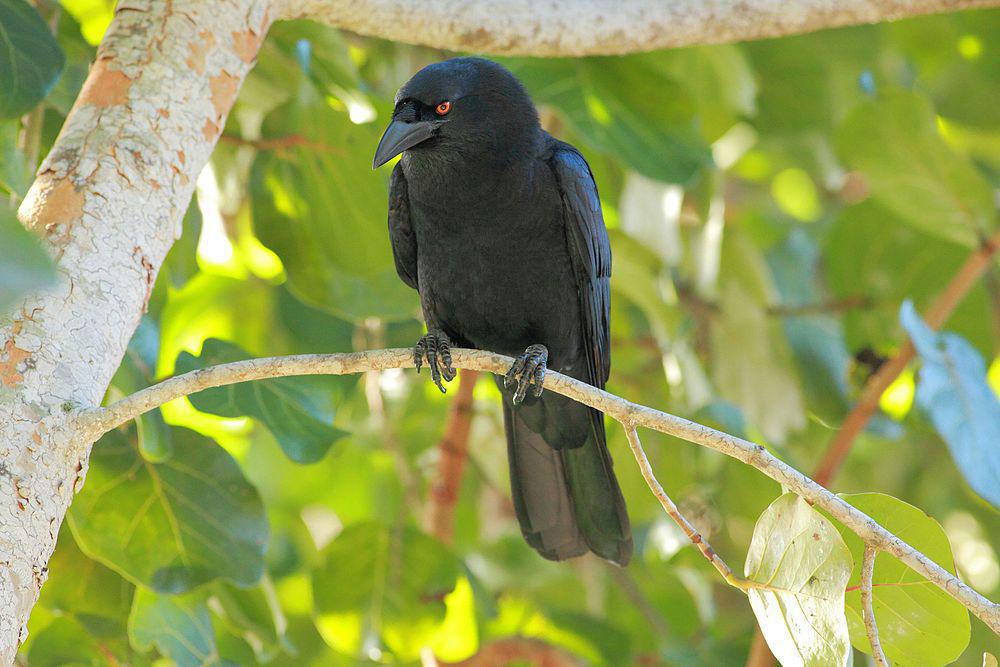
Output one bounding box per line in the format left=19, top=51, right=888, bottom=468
left=547, top=139, right=611, bottom=387
left=388, top=161, right=418, bottom=290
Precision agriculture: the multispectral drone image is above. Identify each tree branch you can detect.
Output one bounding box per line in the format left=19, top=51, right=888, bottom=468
left=427, top=370, right=480, bottom=543
left=862, top=546, right=891, bottom=667
left=813, top=228, right=1000, bottom=487
left=274, top=0, right=999, bottom=56
left=75, top=347, right=1000, bottom=634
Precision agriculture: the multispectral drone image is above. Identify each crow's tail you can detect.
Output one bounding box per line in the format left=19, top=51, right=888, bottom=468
left=501, top=386, right=632, bottom=565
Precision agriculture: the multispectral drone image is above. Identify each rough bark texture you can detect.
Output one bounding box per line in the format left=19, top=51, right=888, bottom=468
left=0, top=0, right=269, bottom=659
left=276, top=0, right=999, bottom=56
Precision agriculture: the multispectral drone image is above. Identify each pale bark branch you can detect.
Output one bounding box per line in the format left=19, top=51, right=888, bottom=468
left=75, top=347, right=1000, bottom=634
left=862, top=546, right=891, bottom=667
left=275, top=0, right=1000, bottom=56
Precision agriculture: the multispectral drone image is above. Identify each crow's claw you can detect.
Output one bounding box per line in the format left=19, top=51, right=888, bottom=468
left=505, top=344, right=548, bottom=405
left=414, top=329, right=455, bottom=393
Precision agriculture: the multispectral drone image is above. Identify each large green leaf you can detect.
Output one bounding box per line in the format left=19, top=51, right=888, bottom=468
left=836, top=91, right=995, bottom=247
left=68, top=427, right=268, bottom=593
left=834, top=493, right=970, bottom=666
left=0, top=206, right=56, bottom=311
left=175, top=338, right=348, bottom=464
left=128, top=588, right=220, bottom=667
left=312, top=521, right=462, bottom=662
left=825, top=202, right=992, bottom=353
left=0, top=0, right=65, bottom=118
left=744, top=493, right=853, bottom=667
left=252, top=80, right=414, bottom=322
left=900, top=302, right=1000, bottom=509
left=507, top=55, right=712, bottom=185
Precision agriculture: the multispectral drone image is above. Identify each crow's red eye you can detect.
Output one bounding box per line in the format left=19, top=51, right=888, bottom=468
left=435, top=101, right=451, bottom=116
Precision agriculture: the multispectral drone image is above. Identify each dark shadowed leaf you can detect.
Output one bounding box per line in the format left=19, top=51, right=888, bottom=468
left=312, top=521, right=462, bottom=662
left=833, top=493, right=970, bottom=666
left=744, top=493, right=852, bottom=667
left=900, top=301, right=1000, bottom=509
left=0, top=207, right=56, bottom=311
left=128, top=588, right=220, bottom=667
left=175, top=338, right=348, bottom=464
left=68, top=427, right=267, bottom=593
left=0, top=0, right=65, bottom=118
left=836, top=91, right=995, bottom=247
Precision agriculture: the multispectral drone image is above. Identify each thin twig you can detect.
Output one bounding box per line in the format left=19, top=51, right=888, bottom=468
left=814, top=228, right=1000, bottom=487
left=862, top=546, right=890, bottom=666
left=74, top=347, right=1000, bottom=633
left=427, top=370, right=479, bottom=543
left=622, top=425, right=746, bottom=590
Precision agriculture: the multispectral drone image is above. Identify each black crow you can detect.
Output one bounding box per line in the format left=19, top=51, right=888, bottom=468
left=373, top=57, right=631, bottom=565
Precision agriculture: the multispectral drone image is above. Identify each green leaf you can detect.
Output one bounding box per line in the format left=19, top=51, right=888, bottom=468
left=68, top=426, right=267, bottom=593
left=0, top=121, right=30, bottom=196
left=312, top=521, right=462, bottom=662
left=0, top=0, right=65, bottom=118
left=175, top=338, right=348, bottom=464
left=507, top=56, right=712, bottom=184
left=252, top=83, right=415, bottom=322
left=834, top=493, right=970, bottom=665
left=900, top=301, right=1000, bottom=509
left=744, top=493, right=853, bottom=667
left=128, top=588, right=221, bottom=667
left=26, top=616, right=110, bottom=666
left=836, top=91, right=995, bottom=247
left=825, top=202, right=993, bottom=353
left=213, top=577, right=291, bottom=662
left=0, top=206, right=57, bottom=311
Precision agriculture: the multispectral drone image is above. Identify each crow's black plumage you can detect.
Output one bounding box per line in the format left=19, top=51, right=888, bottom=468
left=374, top=57, right=631, bottom=565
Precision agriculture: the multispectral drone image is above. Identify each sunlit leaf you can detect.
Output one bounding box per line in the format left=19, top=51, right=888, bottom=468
left=175, top=338, right=349, bottom=464
left=834, top=493, right=971, bottom=666
left=900, top=301, right=1000, bottom=509
left=507, top=56, right=712, bottom=184
left=0, top=0, right=65, bottom=118
left=744, top=493, right=852, bottom=667
left=312, top=521, right=461, bottom=662
left=68, top=427, right=267, bottom=592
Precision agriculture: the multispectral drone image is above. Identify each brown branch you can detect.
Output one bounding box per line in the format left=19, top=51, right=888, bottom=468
left=438, top=637, right=579, bottom=666
left=862, top=546, right=890, bottom=666
left=813, top=228, right=1000, bottom=487
left=426, top=370, right=479, bottom=544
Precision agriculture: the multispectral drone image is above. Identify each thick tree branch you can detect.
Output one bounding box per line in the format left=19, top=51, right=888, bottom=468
left=274, top=0, right=999, bottom=56
left=814, top=228, right=1000, bottom=487
left=75, top=347, right=1000, bottom=634
left=862, top=546, right=890, bottom=667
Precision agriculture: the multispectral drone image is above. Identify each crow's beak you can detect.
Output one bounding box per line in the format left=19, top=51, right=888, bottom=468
left=372, top=119, right=436, bottom=169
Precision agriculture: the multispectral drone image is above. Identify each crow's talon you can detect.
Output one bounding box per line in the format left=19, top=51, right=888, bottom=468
left=505, top=344, right=548, bottom=405
left=414, top=330, right=455, bottom=393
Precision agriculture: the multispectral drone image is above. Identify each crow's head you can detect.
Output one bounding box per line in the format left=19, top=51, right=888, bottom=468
left=373, top=57, right=540, bottom=170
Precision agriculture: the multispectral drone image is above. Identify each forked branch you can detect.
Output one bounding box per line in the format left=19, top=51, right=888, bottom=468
left=75, top=347, right=1000, bottom=634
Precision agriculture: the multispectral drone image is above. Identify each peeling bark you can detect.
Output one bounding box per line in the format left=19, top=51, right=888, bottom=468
left=276, top=0, right=998, bottom=56
left=0, top=1, right=270, bottom=659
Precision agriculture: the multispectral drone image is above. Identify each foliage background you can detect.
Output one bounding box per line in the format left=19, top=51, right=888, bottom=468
left=2, top=1, right=999, bottom=664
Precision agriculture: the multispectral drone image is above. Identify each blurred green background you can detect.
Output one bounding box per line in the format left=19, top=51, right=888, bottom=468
left=2, top=1, right=999, bottom=664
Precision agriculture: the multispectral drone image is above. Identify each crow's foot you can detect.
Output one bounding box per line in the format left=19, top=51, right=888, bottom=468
left=504, top=344, right=548, bottom=405
left=414, top=329, right=456, bottom=393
